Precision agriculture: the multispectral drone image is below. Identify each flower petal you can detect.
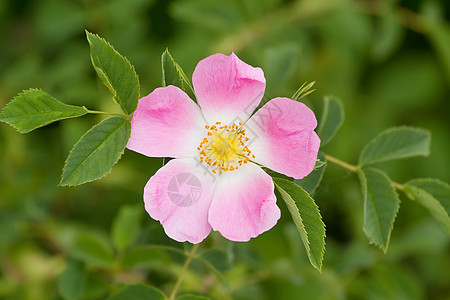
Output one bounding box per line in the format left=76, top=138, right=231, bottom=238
left=144, top=158, right=215, bottom=244
left=127, top=85, right=206, bottom=158
left=245, top=97, right=320, bottom=179
left=208, top=163, right=280, bottom=242
left=193, top=53, right=266, bottom=125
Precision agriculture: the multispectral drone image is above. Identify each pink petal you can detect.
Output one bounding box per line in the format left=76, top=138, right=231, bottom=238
left=144, top=158, right=215, bottom=244
left=192, top=53, right=266, bottom=125
left=127, top=85, right=206, bottom=158
left=245, top=97, right=320, bottom=179
left=208, top=163, right=280, bottom=242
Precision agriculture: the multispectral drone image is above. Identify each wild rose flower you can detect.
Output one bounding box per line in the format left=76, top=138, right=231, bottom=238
left=127, top=53, right=320, bottom=243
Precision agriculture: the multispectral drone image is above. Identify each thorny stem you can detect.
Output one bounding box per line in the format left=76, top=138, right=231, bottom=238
left=169, top=244, right=199, bottom=300
left=324, top=154, right=404, bottom=190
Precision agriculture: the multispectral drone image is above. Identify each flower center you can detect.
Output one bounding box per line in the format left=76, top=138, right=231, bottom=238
left=197, top=121, right=254, bottom=174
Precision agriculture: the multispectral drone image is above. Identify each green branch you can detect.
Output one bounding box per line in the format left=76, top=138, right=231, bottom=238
left=169, top=244, right=199, bottom=300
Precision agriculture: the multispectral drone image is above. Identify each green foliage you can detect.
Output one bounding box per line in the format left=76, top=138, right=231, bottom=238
left=291, top=81, right=315, bottom=101
left=71, top=232, right=114, bottom=268
left=60, top=116, right=131, bottom=186
left=57, top=261, right=86, bottom=300
left=404, top=179, right=450, bottom=233
left=264, top=45, right=299, bottom=94
left=0, top=89, right=87, bottom=133
left=122, top=245, right=186, bottom=268
left=295, top=153, right=327, bottom=194
left=422, top=1, right=450, bottom=84
left=359, top=127, right=431, bottom=166
left=0, top=0, right=449, bottom=299
left=273, top=178, right=325, bottom=271
left=161, top=49, right=195, bottom=99
left=358, top=168, right=400, bottom=252
left=371, top=9, right=404, bottom=62
left=108, top=284, right=166, bottom=300
left=83, top=273, right=109, bottom=299
left=198, top=249, right=232, bottom=273
left=111, top=205, right=143, bottom=252
left=171, top=0, right=242, bottom=32
left=177, top=295, right=211, bottom=300
left=86, top=31, right=140, bottom=115
left=317, top=96, right=344, bottom=146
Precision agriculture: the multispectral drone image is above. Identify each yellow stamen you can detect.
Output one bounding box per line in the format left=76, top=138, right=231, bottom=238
left=197, top=121, right=254, bottom=175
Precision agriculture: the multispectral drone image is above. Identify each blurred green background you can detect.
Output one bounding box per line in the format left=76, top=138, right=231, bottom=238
left=0, top=0, right=449, bottom=299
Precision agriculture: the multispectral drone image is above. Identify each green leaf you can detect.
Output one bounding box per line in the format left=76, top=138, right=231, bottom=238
left=111, top=205, right=142, bottom=252
left=0, top=89, right=87, bottom=133
left=273, top=178, right=325, bottom=271
left=358, top=168, right=400, bottom=252
left=60, top=116, right=131, bottom=186
left=83, top=273, right=109, bottom=300
left=177, top=295, right=212, bottom=300
left=264, top=44, right=300, bottom=94
left=404, top=178, right=450, bottom=233
left=57, top=261, right=86, bottom=300
left=122, top=245, right=186, bottom=268
left=86, top=31, right=140, bottom=115
left=359, top=127, right=430, bottom=166
left=317, top=96, right=344, bottom=146
left=108, top=284, right=166, bottom=300
left=294, top=153, right=327, bottom=194
left=197, top=249, right=231, bottom=273
left=71, top=232, right=114, bottom=268
left=161, top=49, right=195, bottom=99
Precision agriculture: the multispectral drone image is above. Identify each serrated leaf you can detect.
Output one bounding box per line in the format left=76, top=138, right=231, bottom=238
left=0, top=89, right=87, bottom=133
left=359, top=127, right=430, bottom=166
left=273, top=178, right=325, bottom=271
left=198, top=249, right=231, bottom=273
left=161, top=49, right=195, bottom=99
left=111, top=205, right=142, bottom=252
left=86, top=31, right=140, bottom=115
left=294, top=152, right=327, bottom=194
left=108, top=284, right=166, bottom=300
left=60, top=116, right=131, bottom=186
left=71, top=232, right=114, bottom=268
left=57, top=261, right=86, bottom=300
left=404, top=178, right=450, bottom=233
left=317, top=96, right=344, bottom=146
left=358, top=167, right=400, bottom=252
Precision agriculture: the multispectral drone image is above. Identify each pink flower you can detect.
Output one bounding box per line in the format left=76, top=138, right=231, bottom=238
left=127, top=53, right=320, bottom=243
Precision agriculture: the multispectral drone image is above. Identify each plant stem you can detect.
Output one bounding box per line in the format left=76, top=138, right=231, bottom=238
left=169, top=244, right=199, bottom=300
left=324, top=154, right=404, bottom=190
left=356, top=0, right=427, bottom=34
left=324, top=154, right=359, bottom=173
left=391, top=181, right=404, bottom=191
left=86, top=109, right=127, bottom=118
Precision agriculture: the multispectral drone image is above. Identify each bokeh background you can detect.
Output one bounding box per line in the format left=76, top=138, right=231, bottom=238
left=0, top=0, right=449, bottom=299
